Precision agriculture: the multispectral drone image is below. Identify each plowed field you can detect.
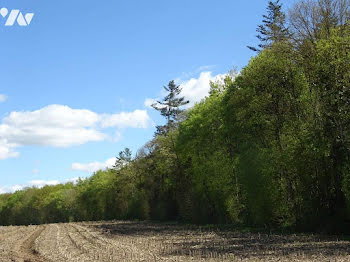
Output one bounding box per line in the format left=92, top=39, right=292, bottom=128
left=0, top=221, right=349, bottom=261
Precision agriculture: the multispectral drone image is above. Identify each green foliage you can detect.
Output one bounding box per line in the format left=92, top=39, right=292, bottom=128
left=0, top=0, right=349, bottom=233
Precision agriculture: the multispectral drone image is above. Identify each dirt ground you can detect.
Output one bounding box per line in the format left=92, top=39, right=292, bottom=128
left=0, top=221, right=349, bottom=261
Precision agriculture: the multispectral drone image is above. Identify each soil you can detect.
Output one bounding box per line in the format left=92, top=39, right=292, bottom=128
left=0, top=221, right=349, bottom=261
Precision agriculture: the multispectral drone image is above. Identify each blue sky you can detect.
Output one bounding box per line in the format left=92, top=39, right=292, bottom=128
left=0, top=0, right=294, bottom=192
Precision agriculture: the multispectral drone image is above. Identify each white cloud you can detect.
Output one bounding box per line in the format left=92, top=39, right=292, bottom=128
left=0, top=139, right=19, bottom=160
left=0, top=180, right=59, bottom=194
left=145, top=70, right=229, bottom=109
left=0, top=185, right=23, bottom=194
left=176, top=65, right=216, bottom=81
left=0, top=105, right=105, bottom=149
left=29, top=180, right=59, bottom=187
left=65, top=177, right=80, bottom=184
left=0, top=178, right=82, bottom=194
left=144, top=98, right=158, bottom=109
left=197, top=65, right=215, bottom=72
left=0, top=105, right=152, bottom=160
left=100, top=109, right=151, bottom=129
left=0, top=94, right=7, bottom=103
left=11, top=185, right=23, bottom=192
left=180, top=71, right=227, bottom=107
left=3, top=104, right=99, bottom=128
left=71, top=157, right=116, bottom=173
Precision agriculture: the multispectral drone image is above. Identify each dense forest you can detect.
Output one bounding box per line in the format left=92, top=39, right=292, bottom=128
left=1, top=0, right=350, bottom=233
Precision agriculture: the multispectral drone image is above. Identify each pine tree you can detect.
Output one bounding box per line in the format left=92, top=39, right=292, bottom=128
left=248, top=0, right=290, bottom=52
left=113, top=148, right=132, bottom=170
left=152, top=80, right=189, bottom=135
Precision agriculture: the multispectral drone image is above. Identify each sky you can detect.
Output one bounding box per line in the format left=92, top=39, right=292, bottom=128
left=0, top=0, right=295, bottom=193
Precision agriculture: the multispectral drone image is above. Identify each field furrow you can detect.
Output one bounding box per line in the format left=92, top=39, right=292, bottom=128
left=0, top=225, right=46, bottom=262
left=0, top=221, right=349, bottom=262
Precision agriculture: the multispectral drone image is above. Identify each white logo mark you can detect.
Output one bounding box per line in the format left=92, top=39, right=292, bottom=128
left=0, top=8, right=34, bottom=26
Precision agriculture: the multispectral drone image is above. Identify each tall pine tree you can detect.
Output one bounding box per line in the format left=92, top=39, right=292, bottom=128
left=152, top=80, right=189, bottom=135
left=248, top=0, right=290, bottom=52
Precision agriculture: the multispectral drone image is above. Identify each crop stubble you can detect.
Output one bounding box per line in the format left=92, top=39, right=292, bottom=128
left=0, top=221, right=348, bottom=261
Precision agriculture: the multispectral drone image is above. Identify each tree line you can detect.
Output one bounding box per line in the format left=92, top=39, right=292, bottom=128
left=1, top=0, right=350, bottom=233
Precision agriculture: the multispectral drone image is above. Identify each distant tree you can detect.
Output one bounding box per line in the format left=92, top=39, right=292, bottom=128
left=113, top=148, right=132, bottom=170
left=289, top=0, right=350, bottom=45
left=152, top=80, right=189, bottom=135
left=248, top=0, right=291, bottom=52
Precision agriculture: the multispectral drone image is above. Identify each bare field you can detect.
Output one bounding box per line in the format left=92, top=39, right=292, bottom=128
left=0, top=221, right=349, bottom=262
